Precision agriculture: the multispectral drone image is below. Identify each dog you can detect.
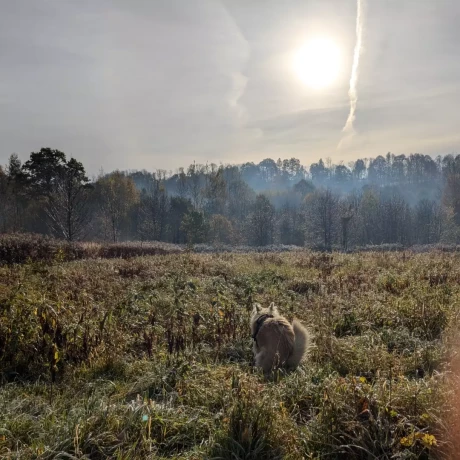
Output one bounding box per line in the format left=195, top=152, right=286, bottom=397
left=250, top=302, right=311, bottom=378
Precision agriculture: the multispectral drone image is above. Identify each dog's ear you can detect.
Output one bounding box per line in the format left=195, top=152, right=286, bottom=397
left=252, top=303, right=262, bottom=314
left=268, top=302, right=277, bottom=314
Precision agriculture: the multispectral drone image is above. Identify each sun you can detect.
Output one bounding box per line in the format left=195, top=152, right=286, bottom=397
left=292, top=38, right=341, bottom=89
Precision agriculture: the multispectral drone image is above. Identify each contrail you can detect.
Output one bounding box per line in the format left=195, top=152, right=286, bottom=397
left=340, top=0, right=365, bottom=140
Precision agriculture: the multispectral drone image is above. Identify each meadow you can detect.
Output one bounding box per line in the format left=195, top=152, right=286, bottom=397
left=1, top=248, right=460, bottom=459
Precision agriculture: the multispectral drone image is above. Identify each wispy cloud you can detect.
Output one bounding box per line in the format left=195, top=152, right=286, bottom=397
left=338, top=0, right=365, bottom=149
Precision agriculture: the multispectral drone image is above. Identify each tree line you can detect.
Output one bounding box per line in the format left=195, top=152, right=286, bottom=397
left=1, top=148, right=460, bottom=249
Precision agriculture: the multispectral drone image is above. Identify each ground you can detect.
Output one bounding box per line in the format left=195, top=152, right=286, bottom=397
left=1, top=250, right=459, bottom=459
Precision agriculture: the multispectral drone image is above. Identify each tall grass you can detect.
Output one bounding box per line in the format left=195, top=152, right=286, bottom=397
left=0, top=233, right=183, bottom=265
left=1, top=250, right=459, bottom=458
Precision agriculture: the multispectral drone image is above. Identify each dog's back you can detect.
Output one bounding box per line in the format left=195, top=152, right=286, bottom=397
left=251, top=302, right=310, bottom=377
left=254, top=316, right=295, bottom=372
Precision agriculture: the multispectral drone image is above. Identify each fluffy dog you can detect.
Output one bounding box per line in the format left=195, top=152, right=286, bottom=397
left=251, top=302, right=310, bottom=378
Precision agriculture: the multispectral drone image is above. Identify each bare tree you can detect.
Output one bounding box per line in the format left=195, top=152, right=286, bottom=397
left=249, top=194, right=275, bottom=246
left=380, top=193, right=412, bottom=245
left=340, top=204, right=354, bottom=251
left=176, top=167, right=188, bottom=199
left=97, top=172, right=139, bottom=242
left=227, top=175, right=255, bottom=225
left=186, top=162, right=205, bottom=209
left=204, top=167, right=227, bottom=215
left=138, top=173, right=169, bottom=241
left=305, top=188, right=339, bottom=251
left=443, top=172, right=460, bottom=225
left=414, top=199, right=441, bottom=244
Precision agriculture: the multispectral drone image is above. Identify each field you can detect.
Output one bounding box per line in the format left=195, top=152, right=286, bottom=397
left=1, top=250, right=460, bottom=459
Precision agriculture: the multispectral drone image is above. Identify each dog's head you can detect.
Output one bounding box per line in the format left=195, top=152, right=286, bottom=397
left=251, top=302, right=279, bottom=325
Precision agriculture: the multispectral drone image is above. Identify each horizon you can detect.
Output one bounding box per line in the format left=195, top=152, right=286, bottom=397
left=4, top=150, right=454, bottom=181
left=2, top=1, right=460, bottom=175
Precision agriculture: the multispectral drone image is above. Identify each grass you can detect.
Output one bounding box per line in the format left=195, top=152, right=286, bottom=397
left=1, top=250, right=460, bottom=458
left=0, top=233, right=183, bottom=265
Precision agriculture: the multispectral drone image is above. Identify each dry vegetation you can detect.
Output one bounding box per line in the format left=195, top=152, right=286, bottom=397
left=0, top=233, right=183, bottom=265
left=1, top=248, right=460, bottom=459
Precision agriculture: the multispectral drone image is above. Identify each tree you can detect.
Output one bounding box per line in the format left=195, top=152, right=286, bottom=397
left=390, top=154, right=406, bottom=183
left=443, top=172, right=460, bottom=225
left=258, top=158, right=278, bottom=182
left=22, top=148, right=67, bottom=195
left=227, top=175, right=255, bottom=224
left=6, top=153, right=23, bottom=180
left=249, top=194, right=275, bottom=246
left=2, top=149, right=457, bottom=247
left=439, top=171, right=460, bottom=243
left=407, top=153, right=438, bottom=184
left=352, top=159, right=366, bottom=180
left=204, top=167, right=227, bottom=215
left=340, top=203, right=354, bottom=251
left=240, top=162, right=260, bottom=186
left=209, top=214, right=235, bottom=244
left=186, top=163, right=205, bottom=209
left=293, top=179, right=314, bottom=197
left=414, top=199, right=441, bottom=244
left=181, top=210, right=208, bottom=245
left=168, top=197, right=193, bottom=243
left=310, top=159, right=329, bottom=183
left=334, top=164, right=352, bottom=183
left=304, top=189, right=339, bottom=251
left=1, top=154, right=28, bottom=232
left=138, top=174, right=169, bottom=241
left=176, top=168, right=188, bottom=198
left=278, top=204, right=305, bottom=246
left=21, top=149, right=91, bottom=240
left=97, top=172, right=139, bottom=242
left=45, top=158, right=92, bottom=241
left=440, top=206, right=460, bottom=244
left=368, top=156, right=388, bottom=184
left=0, top=166, right=8, bottom=231
left=354, top=188, right=381, bottom=245
left=379, top=192, right=412, bottom=245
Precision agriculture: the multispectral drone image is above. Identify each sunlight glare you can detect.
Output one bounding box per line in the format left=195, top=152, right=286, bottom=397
left=292, top=38, right=341, bottom=89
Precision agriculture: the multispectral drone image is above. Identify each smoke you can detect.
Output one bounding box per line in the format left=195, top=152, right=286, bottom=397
left=339, top=0, right=365, bottom=147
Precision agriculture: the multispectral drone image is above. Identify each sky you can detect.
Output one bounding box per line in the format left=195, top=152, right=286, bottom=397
left=1, top=0, right=460, bottom=175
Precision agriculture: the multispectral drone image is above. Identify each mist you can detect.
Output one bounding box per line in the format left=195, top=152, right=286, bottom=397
left=2, top=149, right=460, bottom=250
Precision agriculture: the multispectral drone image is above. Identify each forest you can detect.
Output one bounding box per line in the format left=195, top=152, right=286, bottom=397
left=1, top=148, right=460, bottom=250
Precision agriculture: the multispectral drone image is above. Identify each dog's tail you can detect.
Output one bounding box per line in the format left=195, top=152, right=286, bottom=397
left=286, top=319, right=311, bottom=369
